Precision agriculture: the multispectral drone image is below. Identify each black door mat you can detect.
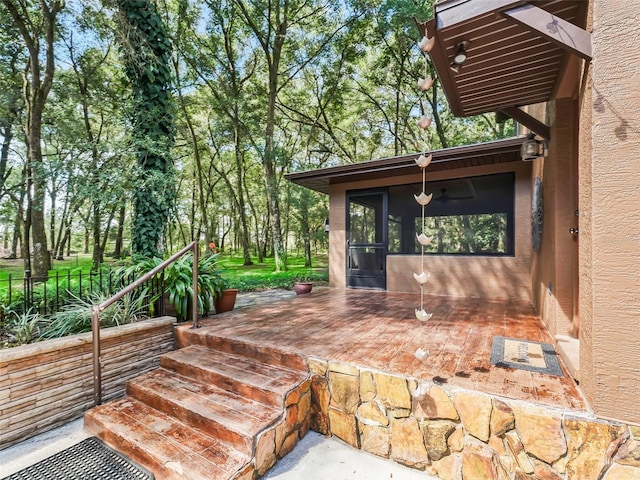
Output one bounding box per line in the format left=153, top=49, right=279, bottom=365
left=490, top=336, right=564, bottom=376
left=5, top=437, right=154, bottom=480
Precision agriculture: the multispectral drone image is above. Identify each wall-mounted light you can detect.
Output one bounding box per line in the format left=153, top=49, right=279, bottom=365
left=449, top=40, right=470, bottom=72
left=324, top=219, right=330, bottom=233
left=521, top=135, right=548, bottom=161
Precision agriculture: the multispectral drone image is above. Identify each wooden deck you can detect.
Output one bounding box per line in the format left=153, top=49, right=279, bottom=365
left=187, top=288, right=587, bottom=412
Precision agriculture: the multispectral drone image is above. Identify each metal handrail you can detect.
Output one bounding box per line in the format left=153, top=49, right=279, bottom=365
left=91, top=241, right=199, bottom=406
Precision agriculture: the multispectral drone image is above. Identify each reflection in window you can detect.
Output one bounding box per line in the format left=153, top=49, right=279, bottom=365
left=349, top=194, right=384, bottom=244
left=387, top=173, right=515, bottom=256
left=415, top=214, right=508, bottom=254
left=388, top=215, right=402, bottom=253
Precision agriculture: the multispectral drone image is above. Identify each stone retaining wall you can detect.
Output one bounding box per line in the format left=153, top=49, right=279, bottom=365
left=308, top=358, right=640, bottom=480
left=253, top=378, right=312, bottom=479
left=0, top=316, right=175, bottom=449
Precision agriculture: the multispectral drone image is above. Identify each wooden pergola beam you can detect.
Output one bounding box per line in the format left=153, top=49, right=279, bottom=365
left=500, top=106, right=551, bottom=140
left=503, top=3, right=592, bottom=61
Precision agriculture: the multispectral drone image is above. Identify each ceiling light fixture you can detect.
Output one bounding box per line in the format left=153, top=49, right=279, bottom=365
left=450, top=40, right=470, bottom=72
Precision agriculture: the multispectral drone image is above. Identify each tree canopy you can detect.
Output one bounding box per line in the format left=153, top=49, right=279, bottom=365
left=0, top=0, right=514, bottom=271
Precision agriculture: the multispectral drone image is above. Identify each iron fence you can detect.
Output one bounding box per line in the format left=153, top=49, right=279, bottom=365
left=0, top=269, right=167, bottom=318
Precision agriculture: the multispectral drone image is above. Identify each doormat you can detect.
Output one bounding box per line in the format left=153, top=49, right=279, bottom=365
left=490, top=336, right=563, bottom=376
left=6, top=437, right=154, bottom=480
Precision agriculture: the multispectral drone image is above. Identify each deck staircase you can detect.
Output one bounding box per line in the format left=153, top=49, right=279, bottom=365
left=85, top=340, right=311, bottom=480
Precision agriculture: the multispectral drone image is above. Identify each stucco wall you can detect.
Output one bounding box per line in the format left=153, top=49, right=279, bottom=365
left=582, top=0, right=640, bottom=424
left=578, top=5, right=595, bottom=415
left=529, top=99, right=579, bottom=339
left=328, top=162, right=532, bottom=301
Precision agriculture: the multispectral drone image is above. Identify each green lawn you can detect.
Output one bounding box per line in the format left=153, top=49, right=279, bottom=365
left=216, top=253, right=329, bottom=291
left=0, top=252, right=329, bottom=291
left=0, top=254, right=97, bottom=281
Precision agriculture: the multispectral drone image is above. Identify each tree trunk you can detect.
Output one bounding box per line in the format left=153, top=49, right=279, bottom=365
left=174, top=69, right=210, bottom=246
left=235, top=0, right=288, bottom=271
left=27, top=110, right=51, bottom=277
left=84, top=224, right=90, bottom=254
left=23, top=186, right=32, bottom=273
left=2, top=0, right=64, bottom=277
left=49, top=189, right=56, bottom=257
left=53, top=198, right=67, bottom=258
left=100, top=207, right=116, bottom=260
left=10, top=205, right=22, bottom=259
left=0, top=49, right=21, bottom=200
left=436, top=217, right=445, bottom=254
left=0, top=116, right=13, bottom=198
left=92, top=202, right=102, bottom=270
left=299, top=188, right=313, bottom=268
left=57, top=226, right=69, bottom=259
left=65, top=227, right=72, bottom=257
left=461, top=216, right=475, bottom=253
left=117, top=0, right=175, bottom=258
left=263, top=71, right=287, bottom=271
left=114, top=204, right=126, bottom=258
left=235, top=142, right=252, bottom=266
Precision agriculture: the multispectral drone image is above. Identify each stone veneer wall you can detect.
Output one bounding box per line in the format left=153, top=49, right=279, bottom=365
left=253, top=379, right=312, bottom=479
left=307, top=358, right=640, bottom=480
left=0, top=316, right=175, bottom=449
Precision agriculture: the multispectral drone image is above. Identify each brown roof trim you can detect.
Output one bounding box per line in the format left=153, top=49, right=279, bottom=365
left=285, top=136, right=526, bottom=193
left=416, top=0, right=589, bottom=119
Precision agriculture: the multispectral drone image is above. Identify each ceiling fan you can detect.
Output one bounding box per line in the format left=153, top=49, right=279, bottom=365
left=434, top=188, right=475, bottom=203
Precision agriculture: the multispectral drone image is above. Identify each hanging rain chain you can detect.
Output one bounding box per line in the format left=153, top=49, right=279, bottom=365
left=413, top=31, right=437, bottom=324
left=413, top=153, right=434, bottom=322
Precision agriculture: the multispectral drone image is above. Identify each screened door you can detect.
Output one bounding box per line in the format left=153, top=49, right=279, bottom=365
left=346, top=191, right=387, bottom=289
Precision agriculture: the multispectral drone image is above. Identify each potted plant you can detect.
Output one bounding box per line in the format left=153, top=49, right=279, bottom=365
left=124, top=253, right=225, bottom=322
left=293, top=281, right=313, bottom=295
left=214, top=287, right=238, bottom=313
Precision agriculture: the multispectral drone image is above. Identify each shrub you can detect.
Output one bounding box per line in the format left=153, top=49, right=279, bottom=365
left=39, top=289, right=149, bottom=340
left=2, top=307, right=43, bottom=347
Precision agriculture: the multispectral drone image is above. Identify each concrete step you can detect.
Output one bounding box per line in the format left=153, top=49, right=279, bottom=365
left=174, top=329, right=307, bottom=371
left=161, top=345, right=309, bottom=407
left=126, top=368, right=281, bottom=453
left=84, top=397, right=252, bottom=480
left=85, top=339, right=312, bottom=480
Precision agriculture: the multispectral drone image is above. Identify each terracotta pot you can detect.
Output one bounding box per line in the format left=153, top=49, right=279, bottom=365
left=293, top=282, right=313, bottom=295
left=214, top=289, right=238, bottom=313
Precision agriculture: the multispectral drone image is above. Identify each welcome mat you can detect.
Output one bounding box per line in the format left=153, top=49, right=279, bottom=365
left=490, top=336, right=563, bottom=376
left=6, top=437, right=154, bottom=480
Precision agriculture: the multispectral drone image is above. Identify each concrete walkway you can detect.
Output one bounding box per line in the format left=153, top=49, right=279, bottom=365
left=0, top=418, right=433, bottom=479
left=0, top=419, right=91, bottom=478
left=235, top=288, right=297, bottom=308
left=263, top=432, right=434, bottom=479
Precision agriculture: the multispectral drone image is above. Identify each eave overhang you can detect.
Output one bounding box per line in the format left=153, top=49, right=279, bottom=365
left=286, top=136, right=526, bottom=194
left=416, top=0, right=590, bottom=139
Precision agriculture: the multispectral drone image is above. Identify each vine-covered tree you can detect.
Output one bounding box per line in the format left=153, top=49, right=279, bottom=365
left=115, top=0, right=176, bottom=258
